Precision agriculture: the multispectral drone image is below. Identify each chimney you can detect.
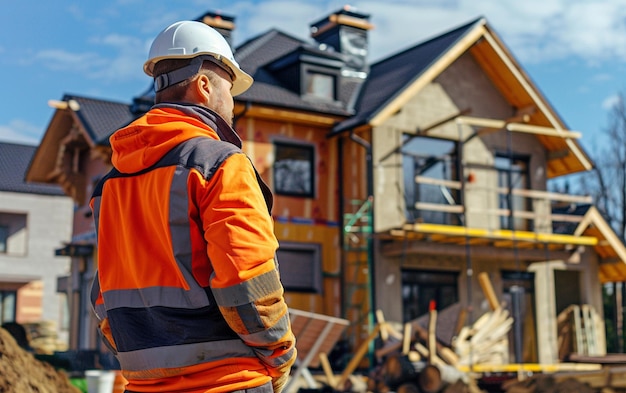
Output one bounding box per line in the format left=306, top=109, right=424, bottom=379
left=310, top=5, right=374, bottom=76
left=196, top=11, right=236, bottom=47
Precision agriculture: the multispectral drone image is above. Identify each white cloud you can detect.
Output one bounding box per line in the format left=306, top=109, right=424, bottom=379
left=35, top=49, right=104, bottom=72
left=218, top=0, right=626, bottom=65
left=42, top=0, right=626, bottom=86
left=0, top=120, right=42, bottom=145
left=87, top=33, right=146, bottom=82
left=602, top=93, right=621, bottom=110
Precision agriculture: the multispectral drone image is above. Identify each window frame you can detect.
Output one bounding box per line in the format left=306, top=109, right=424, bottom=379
left=273, top=141, right=316, bottom=198
left=401, top=135, right=460, bottom=225
left=276, top=242, right=323, bottom=294
left=305, top=70, right=336, bottom=100
left=494, top=152, right=531, bottom=231
left=401, top=269, right=459, bottom=323
left=301, top=63, right=339, bottom=102
left=0, top=225, right=7, bottom=253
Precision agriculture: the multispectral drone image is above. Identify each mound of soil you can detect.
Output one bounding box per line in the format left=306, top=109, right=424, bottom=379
left=0, top=327, right=80, bottom=393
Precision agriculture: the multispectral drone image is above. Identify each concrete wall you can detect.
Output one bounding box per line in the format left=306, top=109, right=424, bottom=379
left=372, top=52, right=551, bottom=233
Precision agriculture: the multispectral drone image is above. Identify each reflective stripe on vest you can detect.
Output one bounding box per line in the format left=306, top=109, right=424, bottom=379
left=90, top=136, right=273, bottom=373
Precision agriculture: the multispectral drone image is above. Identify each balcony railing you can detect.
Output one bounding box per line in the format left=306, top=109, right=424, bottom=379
left=413, top=176, right=592, bottom=230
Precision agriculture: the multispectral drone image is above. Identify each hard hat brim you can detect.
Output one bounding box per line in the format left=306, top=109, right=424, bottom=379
left=144, top=54, right=253, bottom=96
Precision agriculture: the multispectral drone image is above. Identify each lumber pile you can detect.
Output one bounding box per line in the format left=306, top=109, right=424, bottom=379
left=453, top=304, right=512, bottom=366
left=367, top=308, right=485, bottom=393
left=360, top=272, right=515, bottom=393
left=298, top=272, right=624, bottom=393
left=453, top=272, right=512, bottom=366
left=557, top=304, right=605, bottom=361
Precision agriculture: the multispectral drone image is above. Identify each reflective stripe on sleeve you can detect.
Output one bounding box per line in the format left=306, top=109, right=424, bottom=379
left=237, top=311, right=292, bottom=345
left=253, top=346, right=296, bottom=369
left=211, top=269, right=283, bottom=307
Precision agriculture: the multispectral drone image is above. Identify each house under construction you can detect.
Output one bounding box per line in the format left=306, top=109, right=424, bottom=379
left=24, top=6, right=626, bottom=376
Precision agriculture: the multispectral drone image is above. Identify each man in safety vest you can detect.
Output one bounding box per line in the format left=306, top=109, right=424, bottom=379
left=90, top=20, right=296, bottom=393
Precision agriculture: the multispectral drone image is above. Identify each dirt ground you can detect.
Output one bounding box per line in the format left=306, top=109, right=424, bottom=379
left=0, top=327, right=80, bottom=393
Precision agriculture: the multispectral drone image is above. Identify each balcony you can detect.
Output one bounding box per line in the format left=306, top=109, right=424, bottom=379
left=382, top=175, right=598, bottom=260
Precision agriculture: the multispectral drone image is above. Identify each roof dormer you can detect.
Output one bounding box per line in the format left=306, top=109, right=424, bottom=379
left=268, top=46, right=344, bottom=103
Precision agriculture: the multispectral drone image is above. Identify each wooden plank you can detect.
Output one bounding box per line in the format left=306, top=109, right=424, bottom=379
left=478, top=272, right=499, bottom=310
left=582, top=305, right=596, bottom=355
left=318, top=352, right=336, bottom=388
left=336, top=323, right=381, bottom=390
left=402, top=323, right=412, bottom=355
left=572, top=305, right=584, bottom=354
left=428, top=310, right=437, bottom=364
left=289, top=309, right=349, bottom=368
left=455, top=362, right=602, bottom=373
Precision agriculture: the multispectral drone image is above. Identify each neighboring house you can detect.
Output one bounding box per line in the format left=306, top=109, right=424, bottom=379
left=25, top=8, right=626, bottom=367
left=0, top=141, right=73, bottom=348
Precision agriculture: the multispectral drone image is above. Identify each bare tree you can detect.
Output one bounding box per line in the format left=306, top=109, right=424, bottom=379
left=575, top=92, right=626, bottom=353
left=578, top=92, right=626, bottom=239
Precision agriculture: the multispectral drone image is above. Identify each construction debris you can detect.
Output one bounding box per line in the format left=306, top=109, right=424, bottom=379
left=286, top=272, right=626, bottom=393
left=453, top=306, right=513, bottom=366
left=0, top=326, right=80, bottom=393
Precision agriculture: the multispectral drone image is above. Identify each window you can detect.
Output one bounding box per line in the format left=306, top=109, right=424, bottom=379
left=0, top=226, right=7, bottom=253
left=495, top=154, right=530, bottom=231
left=276, top=242, right=322, bottom=293
left=0, top=213, right=27, bottom=255
left=273, top=142, right=315, bottom=197
left=402, top=135, right=459, bottom=224
left=401, top=269, right=458, bottom=322
left=306, top=72, right=335, bottom=100
left=0, top=290, right=17, bottom=324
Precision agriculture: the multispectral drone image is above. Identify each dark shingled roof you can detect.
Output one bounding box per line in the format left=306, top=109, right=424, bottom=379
left=62, top=93, right=137, bottom=146
left=61, top=16, right=485, bottom=145
left=332, top=17, right=484, bottom=133
left=234, top=29, right=354, bottom=116
left=0, top=142, right=65, bottom=195
left=129, top=29, right=354, bottom=120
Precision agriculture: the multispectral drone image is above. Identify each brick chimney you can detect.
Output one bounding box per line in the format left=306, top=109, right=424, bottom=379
left=309, top=5, right=374, bottom=77
left=196, top=11, right=236, bottom=47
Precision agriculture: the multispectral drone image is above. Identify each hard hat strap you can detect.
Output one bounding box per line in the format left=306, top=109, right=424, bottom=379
left=153, top=55, right=235, bottom=92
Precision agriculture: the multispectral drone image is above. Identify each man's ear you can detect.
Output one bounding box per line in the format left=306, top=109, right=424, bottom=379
left=193, top=74, right=212, bottom=102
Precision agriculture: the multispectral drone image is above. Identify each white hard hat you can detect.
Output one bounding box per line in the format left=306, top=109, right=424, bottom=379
left=144, top=20, right=253, bottom=96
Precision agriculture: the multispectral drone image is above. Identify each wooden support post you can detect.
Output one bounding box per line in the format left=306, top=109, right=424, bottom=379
left=318, top=352, right=336, bottom=388
left=336, top=324, right=381, bottom=390
left=428, top=309, right=437, bottom=365
left=376, top=309, right=389, bottom=342
left=402, top=323, right=412, bottom=355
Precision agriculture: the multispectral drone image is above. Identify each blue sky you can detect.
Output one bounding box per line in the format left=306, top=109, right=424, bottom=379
left=2, top=0, right=626, bottom=157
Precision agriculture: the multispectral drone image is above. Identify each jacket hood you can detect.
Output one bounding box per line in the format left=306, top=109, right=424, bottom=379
left=110, top=104, right=238, bottom=174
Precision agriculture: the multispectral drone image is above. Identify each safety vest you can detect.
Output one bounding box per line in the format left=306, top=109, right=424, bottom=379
left=90, top=105, right=293, bottom=393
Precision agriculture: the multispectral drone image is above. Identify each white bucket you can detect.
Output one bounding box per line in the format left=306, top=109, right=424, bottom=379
left=85, top=370, right=116, bottom=393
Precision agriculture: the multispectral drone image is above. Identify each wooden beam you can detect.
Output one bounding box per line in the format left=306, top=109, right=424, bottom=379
left=478, top=272, right=500, bottom=311
left=481, top=29, right=592, bottom=171
left=401, top=223, right=597, bottom=246
left=239, top=104, right=343, bottom=126
left=381, top=238, right=573, bottom=261
left=336, top=324, right=381, bottom=390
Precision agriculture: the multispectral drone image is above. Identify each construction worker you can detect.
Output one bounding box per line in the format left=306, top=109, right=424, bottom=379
left=89, top=20, right=296, bottom=393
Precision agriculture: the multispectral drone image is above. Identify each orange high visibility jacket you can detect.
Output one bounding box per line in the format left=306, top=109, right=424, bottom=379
left=90, top=104, right=296, bottom=393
